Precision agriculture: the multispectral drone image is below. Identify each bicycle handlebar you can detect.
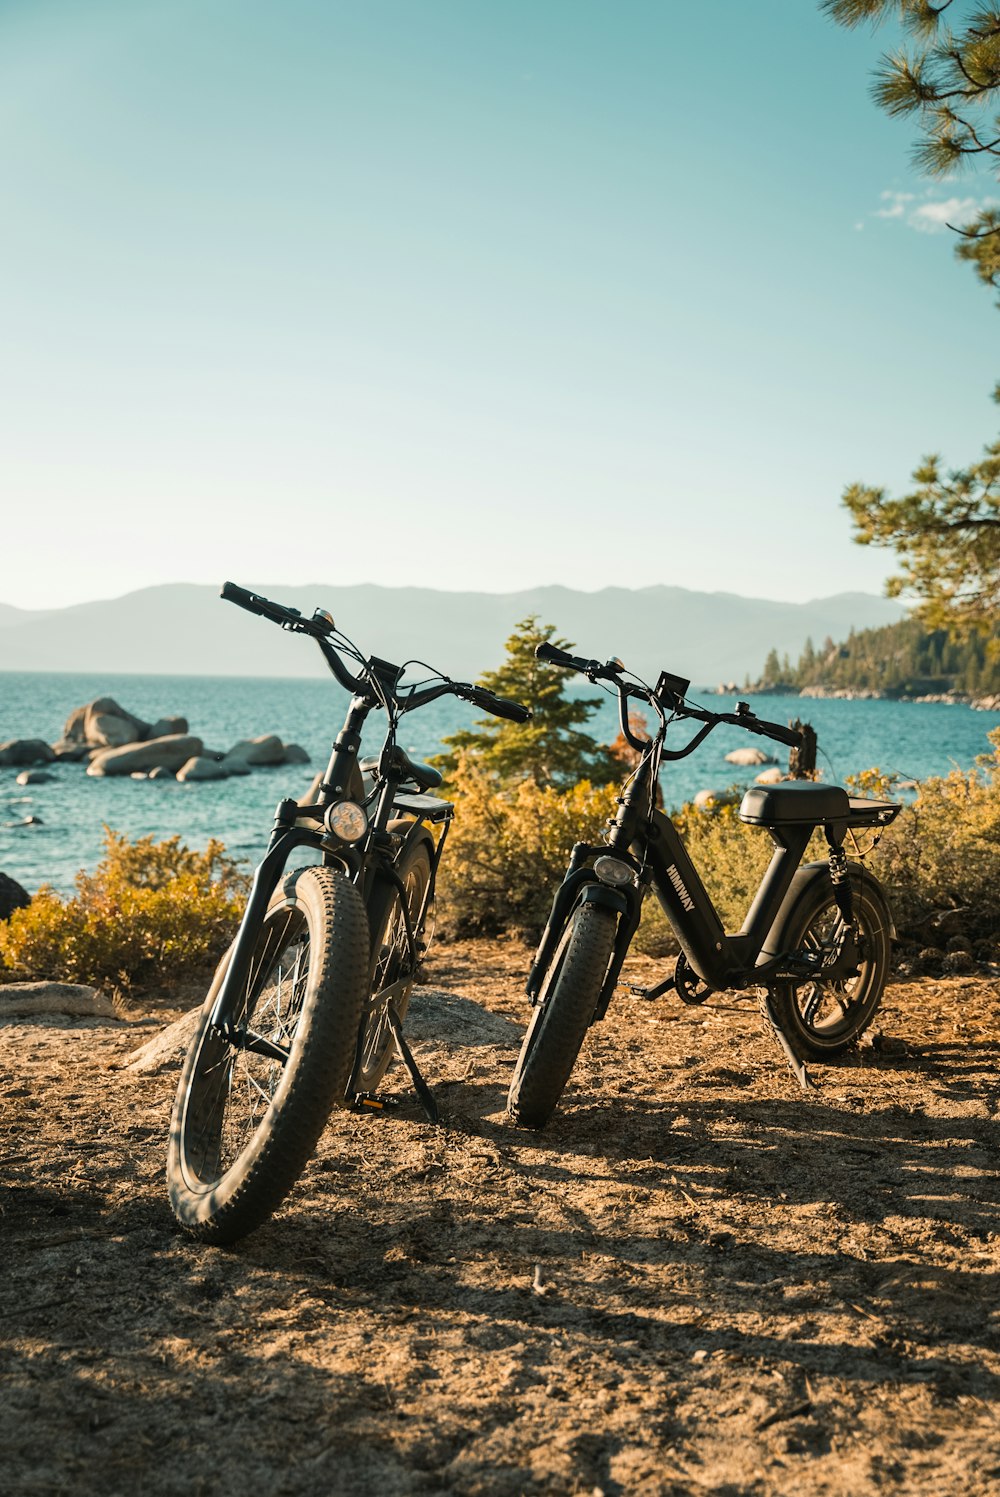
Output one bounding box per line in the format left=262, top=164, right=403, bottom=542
left=535, top=637, right=803, bottom=753
left=222, top=582, right=532, bottom=724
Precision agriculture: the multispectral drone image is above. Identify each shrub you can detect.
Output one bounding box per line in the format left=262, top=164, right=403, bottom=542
left=845, top=727, right=1000, bottom=937
left=436, top=757, right=620, bottom=938
left=0, top=828, right=249, bottom=994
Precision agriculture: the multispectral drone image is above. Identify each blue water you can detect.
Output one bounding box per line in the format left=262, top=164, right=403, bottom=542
left=2, top=670, right=998, bottom=897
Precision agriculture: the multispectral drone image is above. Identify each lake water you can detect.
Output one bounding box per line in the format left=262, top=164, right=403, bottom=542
left=2, top=670, right=999, bottom=897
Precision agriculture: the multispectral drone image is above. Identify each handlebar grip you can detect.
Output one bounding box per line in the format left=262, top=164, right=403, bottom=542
left=471, top=688, right=532, bottom=724
left=221, top=581, right=302, bottom=629
left=534, top=641, right=607, bottom=676
left=753, top=718, right=804, bottom=749
left=487, top=694, right=532, bottom=724
left=535, top=641, right=580, bottom=669
left=221, top=580, right=269, bottom=617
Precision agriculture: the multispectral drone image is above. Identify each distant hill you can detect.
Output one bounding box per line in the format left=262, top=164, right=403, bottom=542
left=0, top=582, right=905, bottom=685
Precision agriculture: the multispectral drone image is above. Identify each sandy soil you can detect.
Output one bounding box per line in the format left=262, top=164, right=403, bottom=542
left=3, top=939, right=1000, bottom=1496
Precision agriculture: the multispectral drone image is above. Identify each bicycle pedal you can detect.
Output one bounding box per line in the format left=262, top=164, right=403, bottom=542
left=351, top=1091, right=402, bottom=1112
left=623, top=976, right=676, bottom=1002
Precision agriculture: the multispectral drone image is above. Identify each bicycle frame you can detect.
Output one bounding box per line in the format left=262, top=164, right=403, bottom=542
left=527, top=665, right=898, bottom=1027
left=207, top=686, right=448, bottom=1044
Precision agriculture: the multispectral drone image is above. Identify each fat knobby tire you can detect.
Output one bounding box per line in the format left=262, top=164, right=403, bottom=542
left=507, top=900, right=617, bottom=1129
left=167, top=866, right=369, bottom=1244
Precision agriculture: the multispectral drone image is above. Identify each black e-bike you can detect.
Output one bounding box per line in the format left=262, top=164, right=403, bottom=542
left=167, top=582, right=530, bottom=1242
left=507, top=642, right=901, bottom=1129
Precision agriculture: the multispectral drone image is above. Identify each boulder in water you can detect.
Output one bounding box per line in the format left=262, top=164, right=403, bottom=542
left=0, top=739, right=56, bottom=768
left=222, top=734, right=286, bottom=769
left=15, top=769, right=54, bottom=786
left=87, top=734, right=204, bottom=777
left=176, top=756, right=229, bottom=782
left=725, top=746, right=775, bottom=767
left=0, top=871, right=31, bottom=920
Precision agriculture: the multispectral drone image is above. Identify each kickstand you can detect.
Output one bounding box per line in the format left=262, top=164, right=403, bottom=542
left=762, top=993, right=816, bottom=1093
left=385, top=1003, right=439, bottom=1124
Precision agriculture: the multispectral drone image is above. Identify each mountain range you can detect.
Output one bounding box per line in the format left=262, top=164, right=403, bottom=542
left=0, top=582, right=904, bottom=687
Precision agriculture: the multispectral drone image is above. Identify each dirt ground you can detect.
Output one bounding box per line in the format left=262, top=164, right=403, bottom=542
left=3, top=939, right=1000, bottom=1496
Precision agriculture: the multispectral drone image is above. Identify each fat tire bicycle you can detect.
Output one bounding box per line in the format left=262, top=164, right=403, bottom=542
left=167, top=582, right=530, bottom=1243
left=507, top=643, right=900, bottom=1129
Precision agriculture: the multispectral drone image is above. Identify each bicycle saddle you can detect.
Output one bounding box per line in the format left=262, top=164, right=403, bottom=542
left=739, top=782, right=850, bottom=826
left=359, top=746, right=443, bottom=793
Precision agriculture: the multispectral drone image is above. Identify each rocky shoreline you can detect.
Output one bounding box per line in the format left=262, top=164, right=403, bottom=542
left=712, top=683, right=1000, bottom=710
left=0, top=695, right=310, bottom=809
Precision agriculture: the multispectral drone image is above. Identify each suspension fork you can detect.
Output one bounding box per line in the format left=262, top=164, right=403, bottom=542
left=208, top=799, right=324, bottom=1037
left=525, top=842, right=643, bottom=1014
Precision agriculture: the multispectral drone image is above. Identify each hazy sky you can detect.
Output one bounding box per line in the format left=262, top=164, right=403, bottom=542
left=1, top=0, right=996, bottom=610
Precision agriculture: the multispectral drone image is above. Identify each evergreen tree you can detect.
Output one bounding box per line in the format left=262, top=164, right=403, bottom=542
left=843, top=423, right=1000, bottom=634
left=824, top=1, right=1000, bottom=288
left=432, top=616, right=620, bottom=788
left=824, top=2, right=1000, bottom=635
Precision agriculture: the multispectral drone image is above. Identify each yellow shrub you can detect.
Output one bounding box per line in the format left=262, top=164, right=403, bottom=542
left=0, top=828, right=249, bottom=993
left=437, top=758, right=619, bottom=938
left=847, top=727, right=1000, bottom=935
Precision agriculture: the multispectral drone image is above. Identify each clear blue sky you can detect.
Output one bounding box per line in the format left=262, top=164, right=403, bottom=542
left=1, top=0, right=995, bottom=610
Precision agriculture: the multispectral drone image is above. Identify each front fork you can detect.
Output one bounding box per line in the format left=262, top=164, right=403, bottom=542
left=526, top=841, right=643, bottom=1022
left=207, top=797, right=345, bottom=1040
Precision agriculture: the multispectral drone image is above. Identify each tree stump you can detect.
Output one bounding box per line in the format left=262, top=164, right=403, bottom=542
left=788, top=720, right=817, bottom=779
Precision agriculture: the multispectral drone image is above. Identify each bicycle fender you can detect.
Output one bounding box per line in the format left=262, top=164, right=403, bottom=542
left=387, top=817, right=436, bottom=860
left=760, top=860, right=895, bottom=963
left=578, top=882, right=630, bottom=918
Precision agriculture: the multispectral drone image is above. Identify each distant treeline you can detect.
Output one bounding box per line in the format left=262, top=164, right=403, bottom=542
left=752, top=618, right=1000, bottom=698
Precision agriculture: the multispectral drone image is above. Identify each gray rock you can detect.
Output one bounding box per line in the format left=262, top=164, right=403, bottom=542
left=122, top=1008, right=201, bottom=1071
left=148, top=716, right=188, bottom=739
left=3, top=815, right=43, bottom=827
left=0, top=871, right=30, bottom=920
left=0, top=982, right=117, bottom=1019
left=223, top=734, right=286, bottom=768
left=693, top=788, right=741, bottom=810
left=0, top=739, right=56, bottom=768
left=176, top=756, right=229, bottom=782
left=282, top=743, right=311, bottom=765
left=86, top=733, right=204, bottom=777
left=50, top=744, right=90, bottom=762
left=15, top=769, right=54, bottom=786
left=301, top=772, right=323, bottom=805
left=58, top=696, right=150, bottom=753
left=754, top=766, right=784, bottom=785
left=725, top=746, right=775, bottom=767
left=218, top=759, right=251, bottom=777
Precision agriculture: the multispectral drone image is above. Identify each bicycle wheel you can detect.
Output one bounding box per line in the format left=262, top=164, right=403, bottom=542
left=762, top=872, right=892, bottom=1059
left=351, top=834, right=432, bottom=1094
left=167, top=866, right=368, bottom=1244
left=507, top=899, right=617, bottom=1129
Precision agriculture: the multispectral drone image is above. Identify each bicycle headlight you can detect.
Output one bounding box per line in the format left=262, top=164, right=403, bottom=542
left=594, top=855, right=633, bottom=887
left=324, top=800, right=368, bottom=844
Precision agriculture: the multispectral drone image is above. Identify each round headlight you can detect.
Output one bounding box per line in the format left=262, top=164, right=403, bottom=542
left=594, top=855, right=633, bottom=887
left=324, top=800, right=368, bottom=844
